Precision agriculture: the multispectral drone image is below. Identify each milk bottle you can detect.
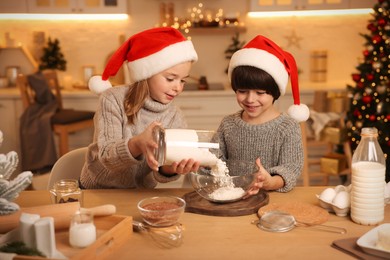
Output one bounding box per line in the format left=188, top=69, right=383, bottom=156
left=351, top=127, right=386, bottom=225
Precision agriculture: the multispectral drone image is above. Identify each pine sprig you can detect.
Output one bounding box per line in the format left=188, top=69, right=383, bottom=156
left=0, top=241, right=45, bottom=257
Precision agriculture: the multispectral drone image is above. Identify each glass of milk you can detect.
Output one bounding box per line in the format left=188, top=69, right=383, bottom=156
left=69, top=210, right=96, bottom=248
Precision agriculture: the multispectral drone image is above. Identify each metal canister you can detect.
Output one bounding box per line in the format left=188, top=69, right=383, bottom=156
left=5, top=66, right=20, bottom=86
left=153, top=126, right=220, bottom=167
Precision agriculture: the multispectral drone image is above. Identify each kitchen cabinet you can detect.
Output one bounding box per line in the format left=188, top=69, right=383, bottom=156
left=249, top=0, right=374, bottom=12
left=0, top=0, right=28, bottom=13
left=174, top=91, right=241, bottom=130
left=27, top=0, right=127, bottom=14
left=0, top=99, right=21, bottom=155
left=0, top=47, right=38, bottom=80
left=0, top=95, right=24, bottom=176
left=349, top=0, right=377, bottom=8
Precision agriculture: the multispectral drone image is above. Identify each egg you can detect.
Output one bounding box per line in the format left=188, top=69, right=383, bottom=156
left=332, top=191, right=350, bottom=209
left=334, top=185, right=348, bottom=193
left=319, top=188, right=336, bottom=203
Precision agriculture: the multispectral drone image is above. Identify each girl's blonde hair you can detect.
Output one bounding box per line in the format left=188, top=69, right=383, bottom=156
left=124, top=80, right=149, bottom=124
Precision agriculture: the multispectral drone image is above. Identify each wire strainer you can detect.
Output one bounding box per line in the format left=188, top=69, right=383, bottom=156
left=253, top=210, right=347, bottom=234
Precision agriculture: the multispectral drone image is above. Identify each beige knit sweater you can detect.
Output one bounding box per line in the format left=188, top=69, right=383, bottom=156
left=80, top=86, right=187, bottom=189
left=214, top=111, right=304, bottom=192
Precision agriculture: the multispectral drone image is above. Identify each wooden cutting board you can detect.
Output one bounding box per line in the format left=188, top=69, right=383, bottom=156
left=183, top=190, right=269, bottom=216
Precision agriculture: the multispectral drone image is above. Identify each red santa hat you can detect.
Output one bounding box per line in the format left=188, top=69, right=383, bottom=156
left=89, top=27, right=198, bottom=94
left=228, top=35, right=310, bottom=122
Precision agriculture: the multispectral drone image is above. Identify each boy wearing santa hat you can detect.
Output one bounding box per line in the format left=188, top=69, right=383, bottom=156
left=215, top=35, right=310, bottom=194
left=80, top=27, right=199, bottom=189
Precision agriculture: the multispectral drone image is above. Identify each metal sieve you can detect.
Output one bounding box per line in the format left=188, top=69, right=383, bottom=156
left=254, top=210, right=347, bottom=234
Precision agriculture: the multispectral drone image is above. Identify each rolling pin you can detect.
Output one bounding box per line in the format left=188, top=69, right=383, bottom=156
left=0, top=202, right=116, bottom=234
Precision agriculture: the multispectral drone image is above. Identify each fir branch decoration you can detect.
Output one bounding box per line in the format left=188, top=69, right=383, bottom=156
left=0, top=131, right=33, bottom=215
left=0, top=241, right=45, bottom=257
left=224, top=33, right=245, bottom=74
left=39, top=37, right=67, bottom=71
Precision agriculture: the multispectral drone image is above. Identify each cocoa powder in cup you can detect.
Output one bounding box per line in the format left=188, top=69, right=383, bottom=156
left=138, top=197, right=185, bottom=227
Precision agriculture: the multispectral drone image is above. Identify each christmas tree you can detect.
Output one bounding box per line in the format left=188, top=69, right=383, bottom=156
left=224, top=33, right=245, bottom=73
left=39, top=37, right=67, bottom=71
left=345, top=0, right=390, bottom=182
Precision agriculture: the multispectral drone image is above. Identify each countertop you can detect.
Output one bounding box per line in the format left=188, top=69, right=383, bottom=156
left=11, top=187, right=390, bottom=260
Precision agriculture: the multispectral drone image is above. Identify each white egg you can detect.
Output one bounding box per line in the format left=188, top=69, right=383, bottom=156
left=332, top=191, right=350, bottom=209
left=319, top=188, right=336, bottom=203
left=334, top=185, right=348, bottom=193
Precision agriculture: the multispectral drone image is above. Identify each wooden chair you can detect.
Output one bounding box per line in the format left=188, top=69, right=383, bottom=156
left=16, top=70, right=94, bottom=156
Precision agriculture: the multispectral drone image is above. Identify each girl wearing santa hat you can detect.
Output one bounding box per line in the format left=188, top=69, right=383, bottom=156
left=215, top=35, right=310, bottom=195
left=80, top=27, right=199, bottom=189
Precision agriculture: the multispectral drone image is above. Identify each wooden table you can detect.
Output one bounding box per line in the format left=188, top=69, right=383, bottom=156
left=13, top=187, right=390, bottom=260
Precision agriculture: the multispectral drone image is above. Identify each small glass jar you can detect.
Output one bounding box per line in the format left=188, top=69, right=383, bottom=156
left=153, top=126, right=220, bottom=167
left=50, top=179, right=83, bottom=206
left=69, top=210, right=96, bottom=248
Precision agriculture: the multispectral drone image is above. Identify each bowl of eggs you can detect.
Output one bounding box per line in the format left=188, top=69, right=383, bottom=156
left=317, top=185, right=351, bottom=217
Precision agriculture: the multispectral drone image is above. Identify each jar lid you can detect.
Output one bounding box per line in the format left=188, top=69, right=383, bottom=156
left=52, top=179, right=80, bottom=193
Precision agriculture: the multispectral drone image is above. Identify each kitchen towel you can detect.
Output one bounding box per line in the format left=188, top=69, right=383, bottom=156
left=332, top=237, right=384, bottom=260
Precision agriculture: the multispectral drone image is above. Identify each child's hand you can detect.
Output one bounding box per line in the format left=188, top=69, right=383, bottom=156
left=243, top=158, right=272, bottom=199
left=160, top=159, right=200, bottom=175
left=128, top=122, right=161, bottom=171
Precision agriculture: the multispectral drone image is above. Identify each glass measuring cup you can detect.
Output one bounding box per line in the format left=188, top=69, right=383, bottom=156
left=253, top=210, right=347, bottom=234
left=153, top=126, right=220, bottom=167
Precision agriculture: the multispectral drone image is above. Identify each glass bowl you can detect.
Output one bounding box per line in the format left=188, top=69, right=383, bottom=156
left=188, top=160, right=258, bottom=203
left=137, top=196, right=186, bottom=227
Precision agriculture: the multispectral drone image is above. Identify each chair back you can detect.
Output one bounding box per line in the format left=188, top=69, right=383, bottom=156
left=16, top=74, right=35, bottom=110
left=47, top=147, right=88, bottom=190
left=16, top=70, right=63, bottom=110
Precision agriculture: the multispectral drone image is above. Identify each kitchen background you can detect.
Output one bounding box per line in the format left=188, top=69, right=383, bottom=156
left=0, top=0, right=375, bottom=89
left=0, top=0, right=378, bottom=187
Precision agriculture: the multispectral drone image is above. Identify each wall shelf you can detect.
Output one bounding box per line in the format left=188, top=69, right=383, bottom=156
left=181, top=26, right=247, bottom=36
left=0, top=46, right=38, bottom=76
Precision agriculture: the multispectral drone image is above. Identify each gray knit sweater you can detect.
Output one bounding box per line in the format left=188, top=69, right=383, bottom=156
left=215, top=111, right=303, bottom=192
left=80, top=86, right=187, bottom=189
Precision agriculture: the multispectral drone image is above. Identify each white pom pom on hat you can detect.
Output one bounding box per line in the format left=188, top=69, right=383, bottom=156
left=228, top=35, right=310, bottom=122
left=89, top=27, right=198, bottom=94
left=88, top=75, right=112, bottom=94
